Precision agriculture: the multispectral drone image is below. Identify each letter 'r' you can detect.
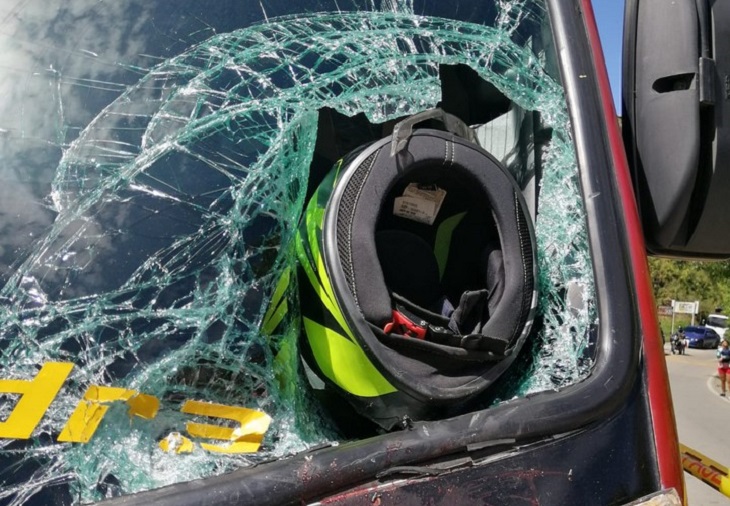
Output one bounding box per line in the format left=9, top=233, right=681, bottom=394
left=0, top=362, right=74, bottom=439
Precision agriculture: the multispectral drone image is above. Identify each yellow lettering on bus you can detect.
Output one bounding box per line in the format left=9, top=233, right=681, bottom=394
left=0, top=361, right=271, bottom=452
left=0, top=362, right=74, bottom=439
left=182, top=400, right=271, bottom=454
left=58, top=385, right=159, bottom=443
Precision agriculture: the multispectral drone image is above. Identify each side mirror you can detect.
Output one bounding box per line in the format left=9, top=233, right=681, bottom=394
left=623, top=0, right=730, bottom=259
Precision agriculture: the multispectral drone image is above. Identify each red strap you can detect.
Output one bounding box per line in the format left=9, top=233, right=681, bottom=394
left=383, top=310, right=427, bottom=340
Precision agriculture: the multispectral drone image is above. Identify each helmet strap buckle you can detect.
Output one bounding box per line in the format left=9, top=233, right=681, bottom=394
left=383, top=310, right=427, bottom=340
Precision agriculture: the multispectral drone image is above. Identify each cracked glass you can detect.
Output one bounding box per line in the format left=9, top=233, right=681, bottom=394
left=0, top=0, right=595, bottom=504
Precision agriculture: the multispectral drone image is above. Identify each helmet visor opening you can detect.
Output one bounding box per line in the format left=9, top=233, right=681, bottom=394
left=375, top=165, right=502, bottom=336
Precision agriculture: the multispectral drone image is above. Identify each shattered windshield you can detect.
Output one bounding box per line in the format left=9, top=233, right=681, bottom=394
left=0, top=1, right=595, bottom=504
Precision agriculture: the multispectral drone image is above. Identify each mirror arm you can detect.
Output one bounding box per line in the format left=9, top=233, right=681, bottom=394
left=696, top=0, right=715, bottom=105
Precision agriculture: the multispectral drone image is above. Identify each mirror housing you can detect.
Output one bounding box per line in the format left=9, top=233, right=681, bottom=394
left=623, top=0, right=730, bottom=259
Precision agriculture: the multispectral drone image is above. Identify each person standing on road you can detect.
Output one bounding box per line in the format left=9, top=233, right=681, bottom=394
left=671, top=327, right=686, bottom=355
left=717, top=339, right=730, bottom=396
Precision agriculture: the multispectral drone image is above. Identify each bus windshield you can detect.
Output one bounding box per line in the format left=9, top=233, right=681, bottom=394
left=0, top=1, right=596, bottom=504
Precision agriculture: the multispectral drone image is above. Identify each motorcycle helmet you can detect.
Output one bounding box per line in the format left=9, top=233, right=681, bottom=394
left=296, top=109, right=538, bottom=430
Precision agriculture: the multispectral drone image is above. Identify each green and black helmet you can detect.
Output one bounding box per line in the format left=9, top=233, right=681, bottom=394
left=296, top=109, right=538, bottom=431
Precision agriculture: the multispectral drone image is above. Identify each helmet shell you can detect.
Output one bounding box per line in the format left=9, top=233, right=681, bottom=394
left=296, top=128, right=538, bottom=430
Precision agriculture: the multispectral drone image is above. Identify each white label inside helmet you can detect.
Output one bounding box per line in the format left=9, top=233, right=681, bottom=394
left=393, top=183, right=446, bottom=225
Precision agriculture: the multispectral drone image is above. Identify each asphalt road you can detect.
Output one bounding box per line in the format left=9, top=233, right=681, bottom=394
left=665, top=343, right=730, bottom=505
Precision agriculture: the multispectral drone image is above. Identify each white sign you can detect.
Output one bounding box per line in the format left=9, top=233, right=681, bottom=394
left=672, top=300, right=699, bottom=315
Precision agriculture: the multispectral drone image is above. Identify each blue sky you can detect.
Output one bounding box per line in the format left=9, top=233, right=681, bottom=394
left=593, top=1, right=625, bottom=109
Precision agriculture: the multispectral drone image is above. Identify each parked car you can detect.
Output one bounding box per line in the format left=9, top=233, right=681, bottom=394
left=684, top=326, right=722, bottom=349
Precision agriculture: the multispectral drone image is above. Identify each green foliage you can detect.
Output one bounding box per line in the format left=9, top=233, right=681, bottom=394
left=648, top=257, right=730, bottom=318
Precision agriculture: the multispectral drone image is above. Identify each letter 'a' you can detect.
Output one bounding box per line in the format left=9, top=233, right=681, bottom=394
left=0, top=362, right=74, bottom=439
